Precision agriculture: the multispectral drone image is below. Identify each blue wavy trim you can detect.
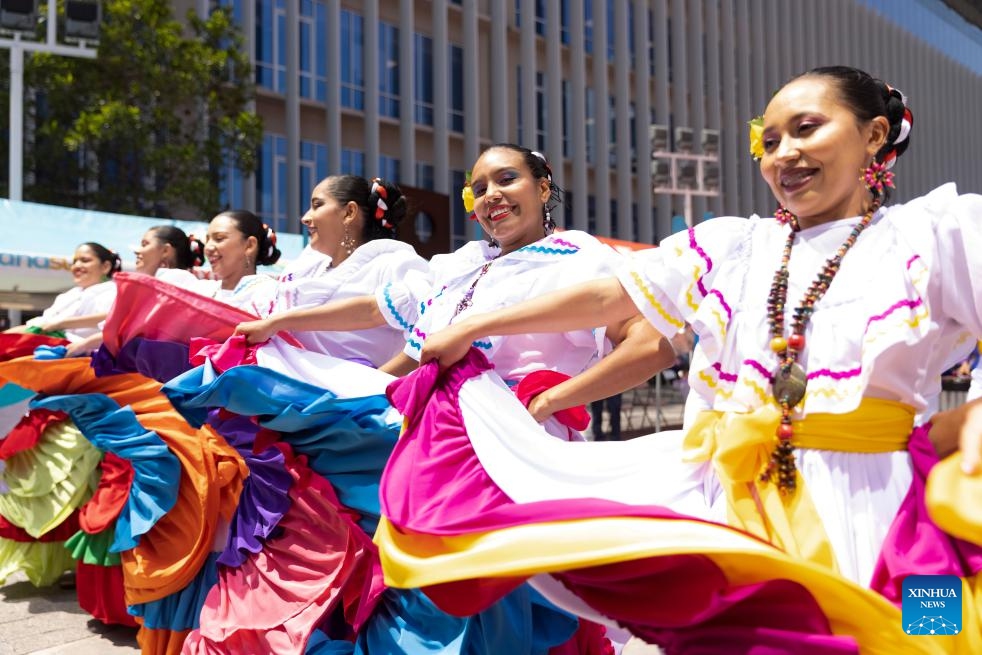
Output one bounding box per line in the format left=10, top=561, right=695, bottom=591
left=472, top=340, right=493, bottom=350
left=381, top=283, right=414, bottom=331
left=514, top=244, right=579, bottom=256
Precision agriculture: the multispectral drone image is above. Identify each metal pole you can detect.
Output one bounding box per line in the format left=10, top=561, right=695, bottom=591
left=685, top=193, right=692, bottom=228
left=9, top=43, right=23, bottom=202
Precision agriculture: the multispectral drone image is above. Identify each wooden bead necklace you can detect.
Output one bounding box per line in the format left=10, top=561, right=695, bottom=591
left=762, top=198, right=882, bottom=493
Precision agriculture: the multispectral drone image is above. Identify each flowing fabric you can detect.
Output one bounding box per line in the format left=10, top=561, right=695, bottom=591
left=0, top=357, right=246, bottom=611
left=376, top=350, right=947, bottom=655
left=182, top=455, right=377, bottom=655
left=163, top=363, right=399, bottom=531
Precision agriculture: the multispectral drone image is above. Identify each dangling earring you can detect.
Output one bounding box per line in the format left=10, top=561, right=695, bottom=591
left=339, top=226, right=356, bottom=255
left=543, top=208, right=556, bottom=235
left=861, top=160, right=895, bottom=198
left=244, top=255, right=254, bottom=270
left=774, top=205, right=799, bottom=230
left=486, top=234, right=499, bottom=249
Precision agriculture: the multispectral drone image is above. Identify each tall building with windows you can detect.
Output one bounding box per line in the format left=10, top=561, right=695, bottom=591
left=185, top=0, right=982, bottom=247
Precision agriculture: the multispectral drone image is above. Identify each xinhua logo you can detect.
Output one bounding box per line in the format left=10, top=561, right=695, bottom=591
left=902, top=575, right=962, bottom=636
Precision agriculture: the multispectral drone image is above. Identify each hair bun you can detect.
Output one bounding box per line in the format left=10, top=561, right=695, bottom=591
left=187, top=234, right=206, bottom=268
left=368, top=178, right=407, bottom=232
left=879, top=83, right=912, bottom=169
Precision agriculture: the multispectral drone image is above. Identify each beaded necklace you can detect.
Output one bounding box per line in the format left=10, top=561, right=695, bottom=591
left=762, top=198, right=882, bottom=493
left=453, top=260, right=496, bottom=318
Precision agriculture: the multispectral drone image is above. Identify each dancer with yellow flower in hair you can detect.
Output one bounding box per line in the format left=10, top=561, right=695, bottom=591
left=380, top=66, right=982, bottom=652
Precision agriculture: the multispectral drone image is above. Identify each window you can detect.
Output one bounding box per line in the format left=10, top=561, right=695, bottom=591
left=515, top=0, right=546, bottom=36
left=255, top=0, right=283, bottom=91
left=584, top=0, right=593, bottom=54
left=341, top=10, right=365, bottom=110
left=610, top=198, right=619, bottom=238
left=517, top=68, right=547, bottom=150
left=379, top=155, right=400, bottom=183
left=341, top=148, right=365, bottom=177
left=258, top=134, right=327, bottom=233
left=379, top=22, right=400, bottom=119
left=218, top=159, right=246, bottom=210
left=415, top=162, right=435, bottom=190
left=414, top=34, right=434, bottom=125
left=300, top=140, right=328, bottom=215
left=609, top=95, right=617, bottom=168
left=585, top=88, right=595, bottom=165
left=606, top=0, right=615, bottom=61
left=536, top=71, right=546, bottom=151
left=449, top=44, right=464, bottom=132
left=258, top=134, right=287, bottom=232
left=587, top=194, right=596, bottom=234
left=562, top=80, right=571, bottom=158
left=299, top=0, right=327, bottom=101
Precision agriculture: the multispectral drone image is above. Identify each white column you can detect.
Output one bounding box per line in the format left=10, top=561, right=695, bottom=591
left=433, top=0, right=449, bottom=194
left=243, top=0, right=257, bottom=209
left=613, top=0, right=631, bottom=239
left=633, top=0, right=652, bottom=243
left=686, top=0, right=705, bottom=223
left=569, top=0, right=588, bottom=232
left=286, top=0, right=301, bottom=231
left=592, top=0, right=610, bottom=235
left=546, top=0, right=563, bottom=197
left=399, top=0, right=415, bottom=185
left=462, top=0, right=480, bottom=168
left=325, top=0, right=341, bottom=175
left=364, top=0, right=380, bottom=178
left=652, top=0, right=671, bottom=238
left=520, top=0, right=536, bottom=149
left=719, top=0, right=740, bottom=217
left=703, top=0, right=721, bottom=219
left=8, top=45, right=22, bottom=202
left=490, top=0, right=509, bottom=142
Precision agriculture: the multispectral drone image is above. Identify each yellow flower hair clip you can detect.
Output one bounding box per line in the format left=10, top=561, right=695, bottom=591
left=748, top=116, right=764, bottom=161
left=461, top=170, right=476, bottom=219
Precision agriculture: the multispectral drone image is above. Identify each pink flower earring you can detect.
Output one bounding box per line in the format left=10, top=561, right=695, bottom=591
left=861, top=160, right=895, bottom=197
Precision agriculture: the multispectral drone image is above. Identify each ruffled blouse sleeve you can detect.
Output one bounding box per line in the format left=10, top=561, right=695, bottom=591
left=374, top=254, right=432, bottom=339
left=928, top=191, right=982, bottom=336
left=616, top=217, right=753, bottom=338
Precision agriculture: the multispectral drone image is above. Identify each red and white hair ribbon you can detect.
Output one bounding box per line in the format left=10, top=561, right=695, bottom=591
left=371, top=178, right=392, bottom=228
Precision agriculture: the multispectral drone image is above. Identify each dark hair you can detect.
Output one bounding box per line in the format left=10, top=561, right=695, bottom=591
left=321, top=175, right=408, bottom=241
left=149, top=225, right=205, bottom=270
left=78, top=242, right=123, bottom=278
left=483, top=143, right=564, bottom=228
left=213, top=209, right=282, bottom=266
left=797, top=66, right=912, bottom=194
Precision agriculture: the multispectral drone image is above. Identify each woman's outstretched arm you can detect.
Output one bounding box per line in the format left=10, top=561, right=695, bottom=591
left=235, top=296, right=384, bottom=345
left=420, top=277, right=636, bottom=368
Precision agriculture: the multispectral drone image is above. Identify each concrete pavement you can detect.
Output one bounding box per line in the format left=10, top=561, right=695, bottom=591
left=0, top=572, right=139, bottom=655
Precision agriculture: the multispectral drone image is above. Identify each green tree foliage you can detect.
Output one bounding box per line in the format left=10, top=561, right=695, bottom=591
left=23, top=0, right=261, bottom=217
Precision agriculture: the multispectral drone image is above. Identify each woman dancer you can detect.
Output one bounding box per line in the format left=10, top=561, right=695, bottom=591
left=391, top=67, right=982, bottom=652
left=201, top=210, right=281, bottom=315
left=134, top=225, right=206, bottom=286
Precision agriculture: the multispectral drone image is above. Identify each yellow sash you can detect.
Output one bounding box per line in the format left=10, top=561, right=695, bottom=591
left=684, top=398, right=914, bottom=571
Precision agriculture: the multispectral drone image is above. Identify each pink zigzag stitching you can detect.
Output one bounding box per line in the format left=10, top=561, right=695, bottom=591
left=708, top=289, right=733, bottom=321
left=688, top=228, right=713, bottom=298
left=550, top=237, right=580, bottom=249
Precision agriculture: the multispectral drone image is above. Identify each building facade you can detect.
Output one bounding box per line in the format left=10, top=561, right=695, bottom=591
left=185, top=0, right=982, bottom=247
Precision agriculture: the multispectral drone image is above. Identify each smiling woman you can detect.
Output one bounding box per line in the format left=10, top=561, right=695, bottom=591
left=6, top=242, right=122, bottom=350
left=398, top=68, right=982, bottom=651
left=202, top=210, right=281, bottom=315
